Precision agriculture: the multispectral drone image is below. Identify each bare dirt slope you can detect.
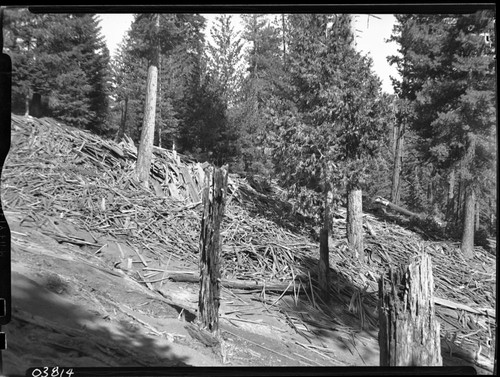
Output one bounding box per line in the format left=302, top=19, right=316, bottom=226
left=4, top=211, right=380, bottom=375
left=1, top=115, right=495, bottom=375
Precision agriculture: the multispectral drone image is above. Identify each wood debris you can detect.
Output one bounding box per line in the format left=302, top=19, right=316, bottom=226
left=3, top=114, right=496, bottom=370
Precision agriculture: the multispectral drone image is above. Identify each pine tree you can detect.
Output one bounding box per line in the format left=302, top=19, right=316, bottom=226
left=112, top=12, right=209, bottom=152
left=179, top=50, right=233, bottom=166
left=86, top=15, right=111, bottom=134
left=2, top=8, right=39, bottom=114
left=116, top=12, right=210, bottom=180
left=270, top=14, right=389, bottom=295
left=389, top=12, right=496, bottom=256
left=4, top=10, right=110, bottom=131
left=111, top=34, right=150, bottom=143
left=234, top=14, right=283, bottom=176
left=199, top=14, right=245, bottom=167
left=206, top=14, right=244, bottom=107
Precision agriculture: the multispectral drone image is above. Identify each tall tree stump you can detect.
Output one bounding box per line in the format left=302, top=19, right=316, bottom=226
left=461, top=184, right=476, bottom=258
left=378, top=253, right=442, bottom=366
left=318, top=188, right=330, bottom=299
left=135, top=13, right=160, bottom=188
left=347, top=186, right=364, bottom=261
left=198, top=166, right=228, bottom=333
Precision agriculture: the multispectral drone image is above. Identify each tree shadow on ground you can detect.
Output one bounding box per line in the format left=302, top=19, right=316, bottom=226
left=236, top=183, right=319, bottom=239
left=272, top=254, right=380, bottom=366
left=277, top=254, right=492, bottom=372
left=362, top=199, right=448, bottom=242
left=4, top=271, right=191, bottom=376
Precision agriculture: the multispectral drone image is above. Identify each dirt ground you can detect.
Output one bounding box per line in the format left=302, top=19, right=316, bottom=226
left=2, top=210, right=382, bottom=375
left=2, top=210, right=491, bottom=375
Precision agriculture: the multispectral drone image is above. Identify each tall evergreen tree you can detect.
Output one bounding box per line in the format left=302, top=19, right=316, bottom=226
left=389, top=11, right=496, bottom=256
left=270, top=14, right=389, bottom=295
left=2, top=8, right=41, bottom=114
left=234, top=14, right=283, bottom=176
left=4, top=10, right=110, bottom=131
left=114, top=13, right=207, bottom=151
left=111, top=36, right=146, bottom=142
left=206, top=14, right=244, bottom=107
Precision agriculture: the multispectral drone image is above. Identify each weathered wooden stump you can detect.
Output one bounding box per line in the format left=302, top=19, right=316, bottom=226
left=347, top=186, right=364, bottom=261
left=198, top=166, right=228, bottom=334
left=378, top=253, right=442, bottom=366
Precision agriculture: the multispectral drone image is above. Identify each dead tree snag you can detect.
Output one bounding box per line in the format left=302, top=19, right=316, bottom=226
left=198, top=166, right=228, bottom=334
left=378, top=253, right=442, bottom=366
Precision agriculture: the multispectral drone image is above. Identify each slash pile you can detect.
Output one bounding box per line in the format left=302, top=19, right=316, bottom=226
left=2, top=114, right=495, bottom=370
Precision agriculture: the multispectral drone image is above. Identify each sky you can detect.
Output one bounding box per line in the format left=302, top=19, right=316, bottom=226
left=97, top=13, right=400, bottom=94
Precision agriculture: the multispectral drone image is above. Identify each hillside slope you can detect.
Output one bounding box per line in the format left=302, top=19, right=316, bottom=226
left=1, top=114, right=495, bottom=374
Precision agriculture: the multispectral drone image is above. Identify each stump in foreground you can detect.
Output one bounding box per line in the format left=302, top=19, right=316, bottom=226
left=378, top=252, right=442, bottom=366
left=198, top=166, right=228, bottom=334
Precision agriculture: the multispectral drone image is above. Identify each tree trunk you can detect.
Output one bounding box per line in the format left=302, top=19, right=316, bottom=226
left=318, top=187, right=330, bottom=299
left=378, top=253, right=442, bottom=366
left=116, top=96, right=128, bottom=143
left=135, top=14, right=160, bottom=188
left=445, top=169, right=455, bottom=223
left=24, top=90, right=30, bottom=117
left=374, top=196, right=424, bottom=220
left=489, top=197, right=496, bottom=236
left=281, top=14, right=287, bottom=66
left=461, top=184, right=475, bottom=258
left=157, top=53, right=162, bottom=149
left=347, top=185, right=363, bottom=261
left=461, top=133, right=476, bottom=258
left=390, top=123, right=404, bottom=205
left=427, top=181, right=434, bottom=207
left=30, top=92, right=42, bottom=117
left=456, top=179, right=465, bottom=226
left=475, top=201, right=480, bottom=232
left=123, top=96, right=128, bottom=138
left=198, top=166, right=228, bottom=334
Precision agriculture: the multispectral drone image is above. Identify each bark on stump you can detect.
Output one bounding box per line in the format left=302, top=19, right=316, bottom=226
left=461, top=184, right=476, bottom=258
left=391, top=122, right=404, bottom=206
left=318, top=188, right=330, bottom=299
left=347, top=187, right=364, bottom=261
left=318, top=225, right=329, bottom=299
left=378, top=253, right=442, bottom=366
left=135, top=13, right=159, bottom=188
left=198, top=166, right=228, bottom=334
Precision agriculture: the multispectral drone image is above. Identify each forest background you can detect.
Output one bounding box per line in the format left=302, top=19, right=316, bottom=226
left=2, top=8, right=497, bottom=262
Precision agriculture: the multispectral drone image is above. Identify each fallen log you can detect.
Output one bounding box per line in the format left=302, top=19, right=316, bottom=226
left=143, top=270, right=302, bottom=293
left=151, top=270, right=496, bottom=319
left=434, top=296, right=496, bottom=319
left=442, top=336, right=494, bottom=373
left=222, top=278, right=302, bottom=293
left=374, top=196, right=424, bottom=219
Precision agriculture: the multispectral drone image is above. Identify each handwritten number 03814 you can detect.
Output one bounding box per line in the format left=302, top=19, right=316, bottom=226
left=31, top=367, right=75, bottom=377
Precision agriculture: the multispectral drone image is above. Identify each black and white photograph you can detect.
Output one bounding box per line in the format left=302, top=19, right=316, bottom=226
left=0, top=4, right=496, bottom=376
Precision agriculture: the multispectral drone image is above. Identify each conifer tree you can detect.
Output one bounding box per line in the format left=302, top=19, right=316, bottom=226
left=389, top=11, right=496, bottom=256
left=234, top=14, right=283, bottom=176
left=123, top=13, right=209, bottom=184
left=206, top=14, right=244, bottom=107
left=112, top=13, right=208, bottom=153
left=270, top=14, right=388, bottom=295
left=4, top=10, right=110, bottom=131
